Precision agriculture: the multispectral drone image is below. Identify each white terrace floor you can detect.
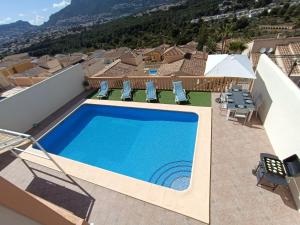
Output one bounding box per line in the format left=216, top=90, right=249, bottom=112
left=1, top=93, right=300, bottom=225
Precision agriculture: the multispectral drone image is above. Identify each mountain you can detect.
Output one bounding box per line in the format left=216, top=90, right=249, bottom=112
left=24, top=0, right=223, bottom=56
left=46, top=0, right=178, bottom=26
left=0, top=21, right=37, bottom=45
left=0, top=20, right=36, bottom=34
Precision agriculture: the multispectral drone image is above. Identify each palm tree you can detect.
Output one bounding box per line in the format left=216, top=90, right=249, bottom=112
left=229, top=41, right=247, bottom=53
left=218, top=23, right=234, bottom=54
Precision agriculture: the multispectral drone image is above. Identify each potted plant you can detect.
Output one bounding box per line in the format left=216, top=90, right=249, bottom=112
left=82, top=80, right=90, bottom=90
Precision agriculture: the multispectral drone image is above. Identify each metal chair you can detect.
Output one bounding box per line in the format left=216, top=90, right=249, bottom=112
left=234, top=108, right=249, bottom=125
left=253, top=96, right=263, bottom=118
left=218, top=93, right=228, bottom=115
left=231, top=84, right=242, bottom=90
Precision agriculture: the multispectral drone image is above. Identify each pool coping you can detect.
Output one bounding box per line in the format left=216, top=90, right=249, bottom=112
left=22, top=100, right=212, bottom=224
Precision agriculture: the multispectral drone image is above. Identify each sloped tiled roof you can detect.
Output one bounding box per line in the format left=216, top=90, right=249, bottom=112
left=180, top=55, right=206, bottom=76
left=157, top=53, right=207, bottom=77
left=179, top=41, right=198, bottom=53
left=56, top=54, right=84, bottom=68
left=121, top=51, right=139, bottom=59
left=103, top=48, right=130, bottom=60
left=251, top=37, right=300, bottom=53
left=276, top=45, right=300, bottom=74
left=290, top=42, right=300, bottom=55
left=101, top=61, right=138, bottom=77
left=11, top=67, right=50, bottom=78
left=144, top=44, right=170, bottom=55
left=157, top=59, right=184, bottom=76
left=163, top=46, right=185, bottom=57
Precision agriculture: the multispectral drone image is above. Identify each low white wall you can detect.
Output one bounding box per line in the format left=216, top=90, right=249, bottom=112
left=0, top=64, right=85, bottom=132
left=253, top=54, right=300, bottom=209
left=253, top=54, right=300, bottom=158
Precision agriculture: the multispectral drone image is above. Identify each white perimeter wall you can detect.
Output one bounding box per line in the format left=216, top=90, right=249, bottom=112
left=253, top=54, right=300, bottom=209
left=0, top=64, right=85, bottom=133
left=253, top=54, right=300, bottom=159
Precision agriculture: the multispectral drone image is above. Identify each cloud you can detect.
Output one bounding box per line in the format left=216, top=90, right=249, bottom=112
left=53, top=0, right=71, bottom=8
left=18, top=13, right=25, bottom=17
left=30, top=15, right=46, bottom=25
left=0, top=17, right=12, bottom=24
left=42, top=8, right=48, bottom=12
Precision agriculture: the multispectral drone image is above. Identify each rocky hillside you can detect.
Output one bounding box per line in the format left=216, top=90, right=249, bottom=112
left=0, top=21, right=37, bottom=45
left=46, top=0, right=179, bottom=26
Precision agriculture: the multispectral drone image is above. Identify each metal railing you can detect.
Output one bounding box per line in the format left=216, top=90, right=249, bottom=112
left=87, top=75, right=254, bottom=92
left=0, top=128, right=67, bottom=176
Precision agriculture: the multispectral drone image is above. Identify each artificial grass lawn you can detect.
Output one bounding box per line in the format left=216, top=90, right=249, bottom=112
left=90, top=89, right=211, bottom=107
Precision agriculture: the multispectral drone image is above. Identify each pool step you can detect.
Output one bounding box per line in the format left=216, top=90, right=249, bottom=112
left=149, top=161, right=192, bottom=191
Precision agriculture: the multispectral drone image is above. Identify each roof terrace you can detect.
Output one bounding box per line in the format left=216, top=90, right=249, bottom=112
left=0, top=55, right=300, bottom=225
left=0, top=91, right=299, bottom=225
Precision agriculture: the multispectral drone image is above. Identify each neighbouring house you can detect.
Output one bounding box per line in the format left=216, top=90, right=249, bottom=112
left=0, top=67, right=12, bottom=77
left=35, top=55, right=62, bottom=74
left=90, top=49, right=106, bottom=58
left=143, top=44, right=170, bottom=62
left=163, top=46, right=185, bottom=64
left=103, top=47, right=130, bottom=63
left=13, top=66, right=51, bottom=78
left=179, top=41, right=198, bottom=54
left=0, top=59, right=35, bottom=76
left=55, top=53, right=86, bottom=68
left=274, top=42, right=300, bottom=85
left=158, top=51, right=207, bottom=76
left=157, top=59, right=184, bottom=76
left=99, top=59, right=144, bottom=77
left=250, top=36, right=300, bottom=68
left=250, top=36, right=300, bottom=87
left=95, top=46, right=208, bottom=78
left=2, top=53, right=31, bottom=61
left=120, top=51, right=143, bottom=66
left=9, top=67, right=51, bottom=87
left=0, top=74, right=11, bottom=89
left=180, top=52, right=208, bottom=76
left=81, top=57, right=106, bottom=77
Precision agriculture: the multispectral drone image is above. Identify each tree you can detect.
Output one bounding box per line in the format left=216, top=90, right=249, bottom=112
left=197, top=25, right=208, bottom=51
left=218, top=23, right=233, bottom=54
left=206, top=37, right=217, bottom=53
left=235, top=17, right=249, bottom=30
left=229, top=41, right=247, bottom=53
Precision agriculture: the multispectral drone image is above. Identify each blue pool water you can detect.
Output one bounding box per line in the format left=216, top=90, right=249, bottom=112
left=148, top=69, right=158, bottom=75
left=37, top=104, right=198, bottom=190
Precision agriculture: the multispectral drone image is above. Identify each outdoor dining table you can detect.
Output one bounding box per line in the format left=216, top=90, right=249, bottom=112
left=226, top=89, right=255, bottom=122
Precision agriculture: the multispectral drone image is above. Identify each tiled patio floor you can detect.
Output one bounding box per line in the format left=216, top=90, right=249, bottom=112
left=1, top=92, right=300, bottom=225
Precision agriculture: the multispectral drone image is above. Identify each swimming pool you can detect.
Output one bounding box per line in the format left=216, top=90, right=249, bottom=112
left=148, top=69, right=158, bottom=75
left=36, top=104, right=198, bottom=190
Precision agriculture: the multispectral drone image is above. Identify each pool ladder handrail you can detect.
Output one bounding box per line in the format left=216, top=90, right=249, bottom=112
left=0, top=129, right=67, bottom=176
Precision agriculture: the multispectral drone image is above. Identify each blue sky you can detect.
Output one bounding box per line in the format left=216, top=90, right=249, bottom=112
left=0, top=0, right=71, bottom=25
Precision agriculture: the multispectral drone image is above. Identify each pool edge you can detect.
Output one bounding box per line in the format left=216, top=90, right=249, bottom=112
left=22, top=100, right=212, bottom=224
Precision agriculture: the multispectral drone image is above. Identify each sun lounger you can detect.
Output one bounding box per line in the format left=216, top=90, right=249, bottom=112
left=172, top=81, right=188, bottom=103
left=121, top=80, right=132, bottom=100
left=146, top=81, right=157, bottom=102
left=96, top=81, right=109, bottom=99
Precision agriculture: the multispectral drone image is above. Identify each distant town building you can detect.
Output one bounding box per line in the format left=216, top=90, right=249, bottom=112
left=259, top=24, right=296, bottom=32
